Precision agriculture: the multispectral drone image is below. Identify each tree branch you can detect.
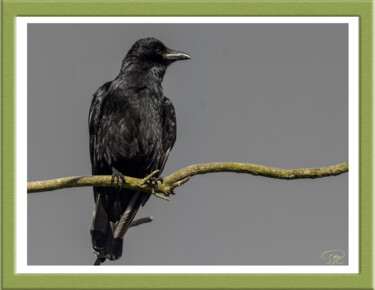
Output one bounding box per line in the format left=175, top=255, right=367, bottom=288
left=27, top=162, right=348, bottom=200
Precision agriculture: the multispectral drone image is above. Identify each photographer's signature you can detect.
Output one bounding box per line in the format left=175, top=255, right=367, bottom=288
left=321, top=249, right=345, bottom=264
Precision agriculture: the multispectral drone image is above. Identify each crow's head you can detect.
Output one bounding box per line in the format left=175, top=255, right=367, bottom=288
left=123, top=38, right=190, bottom=70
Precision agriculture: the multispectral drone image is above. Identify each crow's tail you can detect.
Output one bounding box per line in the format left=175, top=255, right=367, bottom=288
left=90, top=191, right=145, bottom=264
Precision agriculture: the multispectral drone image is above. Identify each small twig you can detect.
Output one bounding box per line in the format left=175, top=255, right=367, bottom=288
left=129, top=216, right=154, bottom=228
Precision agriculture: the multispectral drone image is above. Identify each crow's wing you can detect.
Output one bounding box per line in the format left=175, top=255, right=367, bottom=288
left=141, top=96, right=176, bottom=206
left=159, top=96, right=177, bottom=173
left=88, top=81, right=112, bottom=175
left=89, top=81, right=113, bottom=262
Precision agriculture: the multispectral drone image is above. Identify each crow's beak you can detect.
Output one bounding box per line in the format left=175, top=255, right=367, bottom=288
left=163, top=49, right=191, bottom=61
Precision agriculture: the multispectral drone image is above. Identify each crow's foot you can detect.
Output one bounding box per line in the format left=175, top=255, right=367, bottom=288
left=141, top=170, right=163, bottom=191
left=111, top=167, right=126, bottom=189
left=146, top=176, right=164, bottom=190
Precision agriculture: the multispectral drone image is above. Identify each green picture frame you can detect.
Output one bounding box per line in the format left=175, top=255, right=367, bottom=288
left=2, top=0, right=372, bottom=289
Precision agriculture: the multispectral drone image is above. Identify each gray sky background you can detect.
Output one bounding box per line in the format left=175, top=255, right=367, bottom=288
left=27, top=23, right=348, bottom=266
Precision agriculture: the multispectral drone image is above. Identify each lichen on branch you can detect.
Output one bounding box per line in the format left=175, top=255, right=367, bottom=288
left=27, top=162, right=348, bottom=199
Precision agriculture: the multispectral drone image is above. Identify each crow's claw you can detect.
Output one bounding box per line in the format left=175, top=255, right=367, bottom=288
left=144, top=176, right=164, bottom=191
left=111, top=167, right=126, bottom=189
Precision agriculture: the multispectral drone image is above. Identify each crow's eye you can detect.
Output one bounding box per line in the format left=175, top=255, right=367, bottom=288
left=154, top=48, right=162, bottom=54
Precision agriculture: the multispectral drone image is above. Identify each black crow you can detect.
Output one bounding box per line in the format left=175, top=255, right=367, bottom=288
left=88, top=38, right=190, bottom=265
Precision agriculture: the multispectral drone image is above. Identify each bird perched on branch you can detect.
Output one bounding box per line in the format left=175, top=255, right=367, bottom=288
left=88, top=38, right=190, bottom=265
